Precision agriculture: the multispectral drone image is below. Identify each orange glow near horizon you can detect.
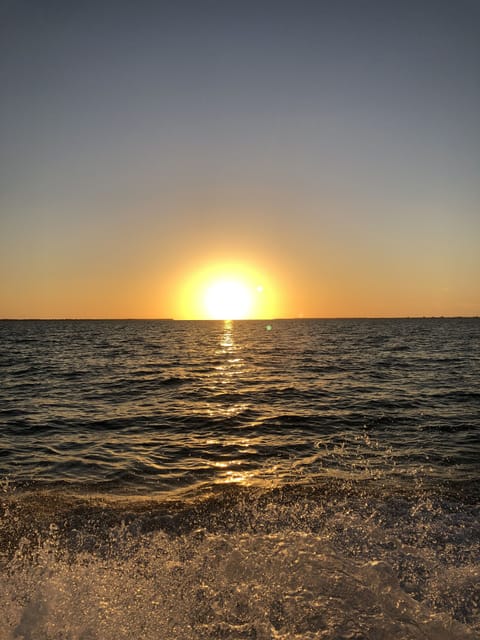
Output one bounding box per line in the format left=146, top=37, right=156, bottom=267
left=175, top=261, right=279, bottom=320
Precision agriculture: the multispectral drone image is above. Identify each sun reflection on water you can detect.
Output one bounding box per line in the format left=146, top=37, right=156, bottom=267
left=211, top=319, right=244, bottom=387
left=220, top=319, right=234, bottom=350
left=206, top=321, right=258, bottom=487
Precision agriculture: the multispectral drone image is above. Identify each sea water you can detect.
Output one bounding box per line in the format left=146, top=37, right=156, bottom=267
left=0, top=318, right=479, bottom=639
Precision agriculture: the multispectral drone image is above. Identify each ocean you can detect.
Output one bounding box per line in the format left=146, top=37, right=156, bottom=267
left=0, top=318, right=479, bottom=639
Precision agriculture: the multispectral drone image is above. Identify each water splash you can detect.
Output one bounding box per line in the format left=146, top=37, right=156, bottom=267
left=1, top=482, right=478, bottom=639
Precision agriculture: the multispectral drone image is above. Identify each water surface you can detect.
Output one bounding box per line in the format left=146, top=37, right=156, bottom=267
left=0, top=318, right=479, bottom=639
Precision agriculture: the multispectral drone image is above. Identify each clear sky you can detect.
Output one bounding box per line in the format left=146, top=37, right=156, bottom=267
left=1, top=0, right=479, bottom=318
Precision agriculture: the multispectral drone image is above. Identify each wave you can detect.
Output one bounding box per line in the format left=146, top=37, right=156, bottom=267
left=1, top=319, right=479, bottom=637
left=0, top=480, right=479, bottom=639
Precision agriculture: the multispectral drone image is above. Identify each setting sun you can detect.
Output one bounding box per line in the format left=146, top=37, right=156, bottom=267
left=204, top=279, right=253, bottom=319
left=174, top=260, right=279, bottom=320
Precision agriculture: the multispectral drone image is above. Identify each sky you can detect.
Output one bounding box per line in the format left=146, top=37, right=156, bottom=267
left=1, top=0, right=479, bottom=319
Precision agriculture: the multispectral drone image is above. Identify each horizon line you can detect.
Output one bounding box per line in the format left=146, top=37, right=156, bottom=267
left=1, top=315, right=478, bottom=321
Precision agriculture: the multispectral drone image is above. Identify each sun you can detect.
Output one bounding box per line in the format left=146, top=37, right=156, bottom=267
left=204, top=278, right=252, bottom=320
left=174, top=259, right=279, bottom=320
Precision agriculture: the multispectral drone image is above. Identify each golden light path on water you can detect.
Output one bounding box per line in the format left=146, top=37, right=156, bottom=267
left=200, top=320, right=279, bottom=487
left=210, top=320, right=252, bottom=485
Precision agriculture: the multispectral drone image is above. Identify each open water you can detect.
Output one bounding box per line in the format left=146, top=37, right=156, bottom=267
left=0, top=318, right=479, bottom=639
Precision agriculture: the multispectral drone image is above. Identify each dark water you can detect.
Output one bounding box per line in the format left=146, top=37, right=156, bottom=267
left=1, top=318, right=479, bottom=639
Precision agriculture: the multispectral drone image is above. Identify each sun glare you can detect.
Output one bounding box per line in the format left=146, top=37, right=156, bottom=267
left=204, top=279, right=252, bottom=320
left=175, top=260, right=279, bottom=320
